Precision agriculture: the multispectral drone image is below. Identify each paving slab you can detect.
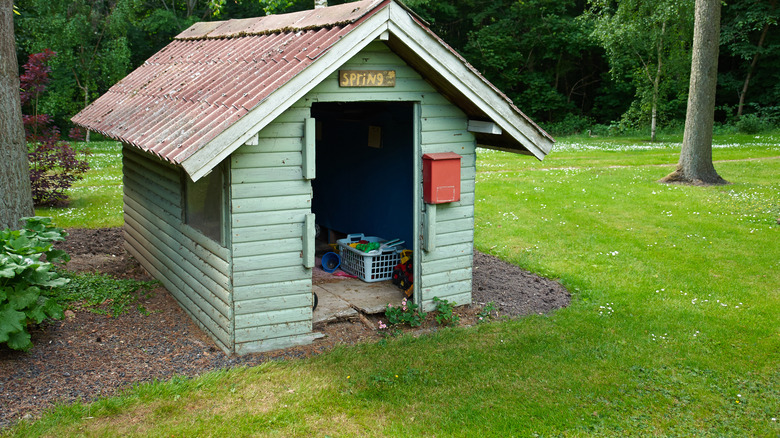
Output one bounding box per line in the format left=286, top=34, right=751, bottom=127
left=312, top=285, right=357, bottom=324
left=319, top=279, right=405, bottom=314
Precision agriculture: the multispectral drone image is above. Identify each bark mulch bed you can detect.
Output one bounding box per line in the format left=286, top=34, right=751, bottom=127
left=0, top=228, right=570, bottom=428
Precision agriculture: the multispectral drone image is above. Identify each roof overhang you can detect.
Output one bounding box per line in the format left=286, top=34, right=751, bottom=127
left=383, top=6, right=553, bottom=158
left=182, top=1, right=552, bottom=181
left=73, top=0, right=553, bottom=182
left=181, top=2, right=395, bottom=181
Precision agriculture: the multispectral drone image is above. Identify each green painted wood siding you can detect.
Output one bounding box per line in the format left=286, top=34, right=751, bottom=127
left=230, top=107, right=315, bottom=355
left=122, top=146, right=233, bottom=353
left=228, top=41, right=477, bottom=352
left=306, top=41, right=476, bottom=309
left=419, top=114, right=475, bottom=309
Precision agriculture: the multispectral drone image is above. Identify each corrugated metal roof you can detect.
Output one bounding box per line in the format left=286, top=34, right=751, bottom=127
left=73, top=0, right=553, bottom=174
left=72, top=0, right=388, bottom=165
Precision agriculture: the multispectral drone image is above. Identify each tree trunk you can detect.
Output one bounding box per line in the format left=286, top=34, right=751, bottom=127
left=650, top=80, right=659, bottom=142
left=651, top=22, right=665, bottom=143
left=661, top=0, right=727, bottom=185
left=736, top=0, right=775, bottom=117
left=83, top=83, right=91, bottom=142
left=0, top=0, right=34, bottom=230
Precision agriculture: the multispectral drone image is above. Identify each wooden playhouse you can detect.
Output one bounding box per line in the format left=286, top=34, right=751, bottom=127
left=73, top=0, right=553, bottom=355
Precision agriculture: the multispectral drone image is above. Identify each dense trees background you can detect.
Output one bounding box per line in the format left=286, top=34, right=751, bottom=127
left=12, top=0, right=780, bottom=138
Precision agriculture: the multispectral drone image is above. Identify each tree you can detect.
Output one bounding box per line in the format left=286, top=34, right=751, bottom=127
left=19, top=50, right=90, bottom=206
left=660, top=0, right=727, bottom=185
left=127, top=0, right=213, bottom=67
left=720, top=0, right=779, bottom=117
left=14, top=0, right=132, bottom=138
left=587, top=0, right=694, bottom=141
left=0, top=0, right=34, bottom=230
left=407, top=0, right=604, bottom=127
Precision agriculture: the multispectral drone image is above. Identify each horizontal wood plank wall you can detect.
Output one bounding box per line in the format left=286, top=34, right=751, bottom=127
left=304, top=42, right=476, bottom=311
left=230, top=106, right=315, bottom=355
left=419, top=125, right=475, bottom=309
left=122, top=146, right=233, bottom=353
left=228, top=41, right=477, bottom=352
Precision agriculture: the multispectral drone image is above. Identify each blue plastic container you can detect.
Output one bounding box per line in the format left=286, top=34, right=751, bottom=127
left=321, top=252, right=341, bottom=273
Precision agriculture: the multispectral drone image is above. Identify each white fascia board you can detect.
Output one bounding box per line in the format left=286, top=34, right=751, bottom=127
left=467, top=120, right=502, bottom=135
left=182, top=7, right=392, bottom=182
left=387, top=3, right=552, bottom=159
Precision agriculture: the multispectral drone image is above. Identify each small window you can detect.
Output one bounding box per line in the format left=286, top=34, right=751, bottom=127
left=185, top=166, right=224, bottom=243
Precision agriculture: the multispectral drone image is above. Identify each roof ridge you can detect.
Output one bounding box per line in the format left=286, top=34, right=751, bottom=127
left=175, top=0, right=385, bottom=41
left=175, top=22, right=352, bottom=41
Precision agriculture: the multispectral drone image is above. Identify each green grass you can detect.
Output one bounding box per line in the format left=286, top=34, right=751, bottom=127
left=7, top=134, right=780, bottom=437
left=34, top=141, right=124, bottom=228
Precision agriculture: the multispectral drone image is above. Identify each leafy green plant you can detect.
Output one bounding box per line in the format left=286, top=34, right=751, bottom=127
left=477, top=301, right=497, bottom=323
left=0, top=217, right=69, bottom=351
left=432, top=296, right=460, bottom=326
left=384, top=297, right=425, bottom=328
left=54, top=272, right=158, bottom=317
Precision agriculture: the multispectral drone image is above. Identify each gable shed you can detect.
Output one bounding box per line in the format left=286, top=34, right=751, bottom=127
left=73, top=0, right=553, bottom=355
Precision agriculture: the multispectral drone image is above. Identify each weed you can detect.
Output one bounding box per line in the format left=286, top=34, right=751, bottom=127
left=376, top=320, right=401, bottom=344
left=367, top=368, right=430, bottom=388
left=477, top=301, right=497, bottom=323
left=384, top=297, right=425, bottom=327
left=54, top=271, right=158, bottom=317
left=432, top=297, right=460, bottom=326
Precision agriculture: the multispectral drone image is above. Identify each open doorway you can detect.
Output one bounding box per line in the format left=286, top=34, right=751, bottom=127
left=311, top=101, right=414, bottom=245
left=310, top=101, right=415, bottom=323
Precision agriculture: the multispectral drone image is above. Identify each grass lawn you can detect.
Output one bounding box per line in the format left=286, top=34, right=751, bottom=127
left=34, top=141, right=124, bottom=228
left=12, top=134, right=780, bottom=437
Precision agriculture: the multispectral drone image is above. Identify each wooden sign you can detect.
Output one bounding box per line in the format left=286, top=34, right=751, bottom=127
left=339, top=70, right=396, bottom=87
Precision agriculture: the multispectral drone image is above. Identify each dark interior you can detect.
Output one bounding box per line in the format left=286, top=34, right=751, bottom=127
left=311, top=101, right=414, bottom=246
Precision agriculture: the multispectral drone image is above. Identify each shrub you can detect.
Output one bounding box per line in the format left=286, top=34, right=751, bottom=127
left=0, top=217, right=69, bottom=351
left=20, top=50, right=90, bottom=206
left=735, top=114, right=766, bottom=134
left=543, top=114, right=593, bottom=136
left=28, top=140, right=90, bottom=206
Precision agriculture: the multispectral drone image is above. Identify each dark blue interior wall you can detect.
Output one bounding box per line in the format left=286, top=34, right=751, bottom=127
left=312, top=102, right=413, bottom=245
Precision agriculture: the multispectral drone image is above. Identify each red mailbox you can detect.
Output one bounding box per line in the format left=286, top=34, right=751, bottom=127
left=422, top=152, right=462, bottom=204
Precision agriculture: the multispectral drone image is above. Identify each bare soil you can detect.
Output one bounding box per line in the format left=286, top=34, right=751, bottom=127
left=0, top=228, right=570, bottom=428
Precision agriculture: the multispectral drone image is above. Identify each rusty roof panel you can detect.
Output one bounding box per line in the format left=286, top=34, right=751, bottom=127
left=175, top=0, right=384, bottom=40
left=73, top=20, right=358, bottom=164
left=73, top=0, right=549, bottom=171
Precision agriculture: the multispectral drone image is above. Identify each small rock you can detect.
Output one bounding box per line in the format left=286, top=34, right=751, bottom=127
left=64, top=310, right=76, bottom=320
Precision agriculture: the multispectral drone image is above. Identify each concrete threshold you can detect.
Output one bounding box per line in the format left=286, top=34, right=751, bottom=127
left=312, top=274, right=405, bottom=325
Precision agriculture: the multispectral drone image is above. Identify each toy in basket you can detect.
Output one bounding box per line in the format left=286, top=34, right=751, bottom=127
left=337, top=234, right=404, bottom=282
